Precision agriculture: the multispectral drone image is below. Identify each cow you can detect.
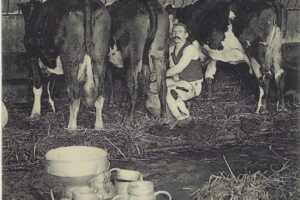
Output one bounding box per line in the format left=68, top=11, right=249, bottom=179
left=104, top=43, right=127, bottom=107
left=165, top=0, right=288, bottom=113
left=19, top=0, right=111, bottom=130
left=107, top=0, right=169, bottom=124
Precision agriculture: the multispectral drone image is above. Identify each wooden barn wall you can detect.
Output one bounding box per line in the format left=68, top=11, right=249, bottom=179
left=2, top=0, right=300, bottom=54
left=1, top=0, right=196, bottom=14
left=2, top=0, right=298, bottom=13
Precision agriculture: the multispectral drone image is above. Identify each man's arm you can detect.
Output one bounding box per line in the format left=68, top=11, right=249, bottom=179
left=166, top=45, right=197, bottom=77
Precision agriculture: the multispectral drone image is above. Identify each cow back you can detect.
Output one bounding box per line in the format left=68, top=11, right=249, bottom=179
left=21, top=0, right=106, bottom=68
left=108, top=0, right=161, bottom=32
left=230, top=0, right=285, bottom=37
left=107, top=0, right=166, bottom=66
left=175, top=0, right=231, bottom=49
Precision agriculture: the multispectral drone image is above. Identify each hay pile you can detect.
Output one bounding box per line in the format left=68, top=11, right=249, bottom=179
left=3, top=66, right=300, bottom=170
left=2, top=100, right=154, bottom=170
left=191, top=162, right=300, bottom=200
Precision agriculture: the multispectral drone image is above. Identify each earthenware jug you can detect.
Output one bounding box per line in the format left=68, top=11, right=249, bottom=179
left=112, top=181, right=172, bottom=200
left=110, top=168, right=143, bottom=196
left=72, top=186, right=103, bottom=200
left=90, top=170, right=117, bottom=199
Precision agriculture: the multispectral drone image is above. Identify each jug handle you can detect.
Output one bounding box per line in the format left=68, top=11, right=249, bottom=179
left=110, top=168, right=120, bottom=174
left=155, top=191, right=172, bottom=200
left=139, top=173, right=144, bottom=181
left=112, top=194, right=128, bottom=200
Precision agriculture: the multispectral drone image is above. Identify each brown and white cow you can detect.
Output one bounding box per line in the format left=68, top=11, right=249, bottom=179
left=107, top=0, right=169, bottom=124
left=165, top=0, right=288, bottom=113
left=19, top=0, right=111, bottom=130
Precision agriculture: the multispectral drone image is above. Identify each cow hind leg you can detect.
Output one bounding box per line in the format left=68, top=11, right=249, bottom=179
left=94, top=56, right=106, bottom=131
left=262, top=78, right=270, bottom=113
left=64, top=66, right=82, bottom=130
left=91, top=7, right=111, bottom=130
left=120, top=79, right=128, bottom=107
left=250, top=57, right=268, bottom=114
left=122, top=24, right=148, bottom=125
left=30, top=58, right=42, bottom=118
left=106, top=66, right=116, bottom=107
left=124, top=61, right=143, bottom=125
left=149, top=13, right=169, bottom=122
left=60, top=10, right=85, bottom=130
left=93, top=50, right=108, bottom=130
left=274, top=62, right=287, bottom=112
left=31, top=86, right=43, bottom=118
left=205, top=60, right=217, bottom=100
left=47, top=76, right=56, bottom=113
left=149, top=52, right=168, bottom=122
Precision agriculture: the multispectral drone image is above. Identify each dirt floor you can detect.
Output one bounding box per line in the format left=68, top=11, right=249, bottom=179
left=2, top=64, right=300, bottom=199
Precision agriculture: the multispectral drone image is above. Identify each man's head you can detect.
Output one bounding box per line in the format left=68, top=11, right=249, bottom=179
left=172, top=23, right=189, bottom=44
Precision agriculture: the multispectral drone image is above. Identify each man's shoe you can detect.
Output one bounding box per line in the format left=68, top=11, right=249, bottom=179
left=177, top=116, right=194, bottom=127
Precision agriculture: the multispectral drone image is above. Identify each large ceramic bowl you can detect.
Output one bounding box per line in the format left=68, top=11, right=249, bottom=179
left=45, top=146, right=110, bottom=178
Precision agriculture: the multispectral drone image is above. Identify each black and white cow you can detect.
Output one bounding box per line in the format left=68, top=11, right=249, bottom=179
left=165, top=0, right=288, bottom=113
left=107, top=0, right=169, bottom=124
left=19, top=0, right=111, bottom=130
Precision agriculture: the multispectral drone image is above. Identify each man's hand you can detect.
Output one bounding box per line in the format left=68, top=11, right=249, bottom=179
left=109, top=44, right=123, bottom=69
left=173, top=75, right=179, bottom=81
left=150, top=71, right=157, bottom=82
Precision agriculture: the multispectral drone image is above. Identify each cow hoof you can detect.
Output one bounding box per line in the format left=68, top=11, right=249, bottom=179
left=249, top=68, right=253, bottom=75
left=205, top=96, right=214, bottom=101
left=108, top=102, right=116, bottom=108
left=120, top=102, right=127, bottom=107
left=122, top=117, right=134, bottom=127
left=66, top=124, right=77, bottom=131
left=30, top=113, right=41, bottom=119
left=277, top=106, right=288, bottom=112
left=257, top=106, right=268, bottom=114
left=95, top=124, right=104, bottom=131
left=177, top=117, right=195, bottom=128
left=294, top=103, right=300, bottom=108
left=158, top=116, right=170, bottom=125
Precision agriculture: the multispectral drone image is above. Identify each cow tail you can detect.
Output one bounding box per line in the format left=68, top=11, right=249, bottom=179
left=142, top=0, right=158, bottom=65
left=84, top=0, right=92, bottom=54
left=273, top=0, right=288, bottom=38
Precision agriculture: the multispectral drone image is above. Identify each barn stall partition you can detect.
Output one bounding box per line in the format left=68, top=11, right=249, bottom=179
left=2, top=0, right=300, bottom=103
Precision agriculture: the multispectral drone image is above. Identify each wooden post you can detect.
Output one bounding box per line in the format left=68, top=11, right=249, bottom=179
left=18, top=0, right=21, bottom=14
left=293, top=0, right=298, bottom=9
left=286, top=0, right=290, bottom=8
left=7, top=0, right=10, bottom=15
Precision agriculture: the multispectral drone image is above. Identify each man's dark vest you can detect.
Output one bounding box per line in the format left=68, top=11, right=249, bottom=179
left=171, top=41, right=203, bottom=82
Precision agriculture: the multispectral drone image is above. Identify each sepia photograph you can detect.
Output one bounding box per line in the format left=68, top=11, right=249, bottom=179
left=1, top=0, right=300, bottom=199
